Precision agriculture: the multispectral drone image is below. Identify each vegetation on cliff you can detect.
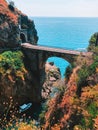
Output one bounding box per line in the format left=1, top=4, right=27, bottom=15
left=41, top=34, right=98, bottom=130
left=0, top=0, right=38, bottom=129
left=0, top=34, right=98, bottom=129
left=0, top=1, right=40, bottom=129
left=0, top=0, right=38, bottom=47
left=0, top=0, right=18, bottom=24
left=0, top=51, right=27, bottom=80
left=0, top=0, right=98, bottom=129
left=88, top=32, right=98, bottom=51
left=0, top=51, right=41, bottom=130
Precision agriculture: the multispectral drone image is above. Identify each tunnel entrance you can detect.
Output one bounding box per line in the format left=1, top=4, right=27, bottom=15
left=20, top=33, right=26, bottom=43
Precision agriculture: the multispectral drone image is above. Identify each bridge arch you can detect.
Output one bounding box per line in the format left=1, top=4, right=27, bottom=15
left=43, top=51, right=75, bottom=65
left=20, top=33, right=26, bottom=43
left=47, top=56, right=69, bottom=77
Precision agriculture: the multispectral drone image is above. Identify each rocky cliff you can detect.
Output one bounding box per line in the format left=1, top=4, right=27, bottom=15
left=0, top=0, right=19, bottom=48
left=42, top=62, right=61, bottom=100
left=42, top=46, right=98, bottom=130
left=0, top=0, right=38, bottom=48
left=0, top=0, right=40, bottom=117
left=1, top=1, right=98, bottom=129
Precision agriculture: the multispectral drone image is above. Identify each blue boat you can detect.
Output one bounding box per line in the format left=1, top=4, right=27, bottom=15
left=19, top=103, right=32, bottom=113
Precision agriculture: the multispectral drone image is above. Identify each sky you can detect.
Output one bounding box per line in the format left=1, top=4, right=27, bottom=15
left=12, top=0, right=98, bottom=17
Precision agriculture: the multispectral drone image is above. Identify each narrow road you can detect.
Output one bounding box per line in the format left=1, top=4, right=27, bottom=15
left=21, top=43, right=89, bottom=56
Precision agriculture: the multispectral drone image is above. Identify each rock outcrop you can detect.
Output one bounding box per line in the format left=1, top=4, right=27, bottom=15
left=42, top=48, right=98, bottom=130
left=0, top=0, right=40, bottom=115
left=20, top=15, right=38, bottom=44
left=0, top=0, right=38, bottom=48
left=42, top=62, right=61, bottom=100
left=0, top=0, right=19, bottom=47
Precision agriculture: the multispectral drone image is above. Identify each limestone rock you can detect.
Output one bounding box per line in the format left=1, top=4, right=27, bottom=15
left=0, top=0, right=39, bottom=115
left=0, top=0, right=38, bottom=48
left=42, top=62, right=61, bottom=100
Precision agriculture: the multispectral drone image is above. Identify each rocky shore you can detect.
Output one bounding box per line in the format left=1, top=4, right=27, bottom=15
left=42, top=62, right=61, bottom=100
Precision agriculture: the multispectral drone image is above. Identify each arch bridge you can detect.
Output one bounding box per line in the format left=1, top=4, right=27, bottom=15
left=21, top=43, right=92, bottom=89
left=21, top=43, right=91, bottom=69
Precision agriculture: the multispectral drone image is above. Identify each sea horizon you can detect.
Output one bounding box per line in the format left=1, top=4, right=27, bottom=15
left=31, top=17, right=98, bottom=77
left=30, top=16, right=98, bottom=18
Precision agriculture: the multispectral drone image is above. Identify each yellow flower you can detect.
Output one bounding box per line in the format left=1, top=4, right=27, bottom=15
left=18, top=123, right=34, bottom=130
left=96, top=67, right=98, bottom=73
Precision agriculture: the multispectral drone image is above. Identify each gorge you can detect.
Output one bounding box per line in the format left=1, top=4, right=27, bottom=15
left=0, top=0, right=98, bottom=130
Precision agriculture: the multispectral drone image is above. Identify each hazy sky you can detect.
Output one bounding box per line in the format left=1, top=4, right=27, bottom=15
left=12, top=0, right=98, bottom=17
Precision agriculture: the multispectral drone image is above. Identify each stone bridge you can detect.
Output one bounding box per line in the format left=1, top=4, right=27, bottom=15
left=20, top=43, right=92, bottom=102
left=21, top=43, right=89, bottom=65
left=21, top=43, right=91, bottom=83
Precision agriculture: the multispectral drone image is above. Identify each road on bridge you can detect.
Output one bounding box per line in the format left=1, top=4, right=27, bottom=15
left=21, top=43, right=91, bottom=56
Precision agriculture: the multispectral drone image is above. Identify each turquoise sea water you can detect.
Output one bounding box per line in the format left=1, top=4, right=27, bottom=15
left=32, top=17, right=98, bottom=77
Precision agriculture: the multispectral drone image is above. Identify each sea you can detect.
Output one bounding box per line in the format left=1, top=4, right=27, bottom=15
left=31, top=17, right=98, bottom=77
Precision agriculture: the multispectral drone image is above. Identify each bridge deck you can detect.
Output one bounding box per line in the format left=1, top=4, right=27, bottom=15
left=21, top=43, right=90, bottom=56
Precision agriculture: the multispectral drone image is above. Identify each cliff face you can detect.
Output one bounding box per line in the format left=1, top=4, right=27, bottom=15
left=0, top=0, right=40, bottom=116
left=42, top=51, right=98, bottom=130
left=20, top=15, right=38, bottom=44
left=0, top=51, right=41, bottom=114
left=0, top=0, right=38, bottom=48
left=42, top=62, right=61, bottom=100
left=0, top=0, right=19, bottom=47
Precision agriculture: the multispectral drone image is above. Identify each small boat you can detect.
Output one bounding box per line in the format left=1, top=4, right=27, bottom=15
left=19, top=103, right=32, bottom=113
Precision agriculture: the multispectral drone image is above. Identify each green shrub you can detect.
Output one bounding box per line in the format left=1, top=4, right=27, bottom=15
left=64, top=65, right=72, bottom=80
left=0, top=51, right=26, bottom=79
left=87, top=103, right=98, bottom=129
left=77, top=65, right=89, bottom=96
left=89, top=36, right=96, bottom=45
left=80, top=117, right=86, bottom=129
left=89, top=62, right=98, bottom=74
left=77, top=66, right=89, bottom=86
left=88, top=103, right=98, bottom=118
left=88, top=55, right=98, bottom=74
left=80, top=103, right=98, bottom=129
left=93, top=47, right=98, bottom=56
left=88, top=32, right=98, bottom=51
left=77, top=53, right=98, bottom=96
left=0, top=51, right=23, bottom=71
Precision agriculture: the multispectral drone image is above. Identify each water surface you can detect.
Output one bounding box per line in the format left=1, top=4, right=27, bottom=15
left=32, top=17, right=98, bottom=77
